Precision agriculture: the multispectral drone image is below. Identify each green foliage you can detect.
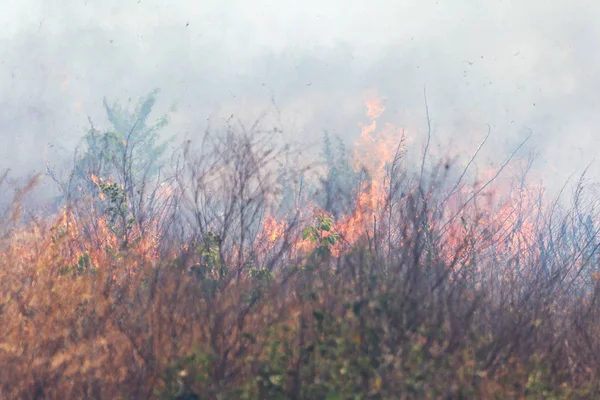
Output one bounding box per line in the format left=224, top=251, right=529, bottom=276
left=302, top=214, right=340, bottom=258
left=94, top=178, right=134, bottom=246
left=59, top=252, right=96, bottom=276
left=69, top=89, right=171, bottom=207
left=246, top=265, right=274, bottom=281
left=189, top=232, right=228, bottom=297
left=319, top=131, right=356, bottom=218
left=157, top=346, right=214, bottom=400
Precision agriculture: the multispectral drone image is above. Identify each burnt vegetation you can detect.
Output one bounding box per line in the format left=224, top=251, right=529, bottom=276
left=2, top=91, right=600, bottom=399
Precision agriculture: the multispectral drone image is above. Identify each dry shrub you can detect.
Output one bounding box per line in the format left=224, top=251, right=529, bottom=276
left=3, top=127, right=600, bottom=399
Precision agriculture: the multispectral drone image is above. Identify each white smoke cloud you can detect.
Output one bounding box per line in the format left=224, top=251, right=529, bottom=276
left=1, top=0, right=599, bottom=197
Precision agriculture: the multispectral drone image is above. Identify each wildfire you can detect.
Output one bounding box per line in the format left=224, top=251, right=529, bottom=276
left=328, top=96, right=405, bottom=248
left=34, top=92, right=548, bottom=283
left=254, top=93, right=541, bottom=267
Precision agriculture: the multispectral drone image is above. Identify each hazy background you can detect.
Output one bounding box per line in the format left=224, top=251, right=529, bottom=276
left=2, top=0, right=600, bottom=197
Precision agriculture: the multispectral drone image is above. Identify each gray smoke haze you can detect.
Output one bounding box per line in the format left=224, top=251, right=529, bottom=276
left=2, top=0, right=600, bottom=197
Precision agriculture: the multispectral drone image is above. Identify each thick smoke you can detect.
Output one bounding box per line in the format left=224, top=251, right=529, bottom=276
left=1, top=0, right=599, bottom=198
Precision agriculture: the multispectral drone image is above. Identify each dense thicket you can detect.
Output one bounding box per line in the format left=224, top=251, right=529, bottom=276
left=2, top=92, right=600, bottom=399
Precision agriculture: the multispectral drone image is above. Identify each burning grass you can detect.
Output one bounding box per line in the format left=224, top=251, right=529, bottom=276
left=2, top=94, right=600, bottom=399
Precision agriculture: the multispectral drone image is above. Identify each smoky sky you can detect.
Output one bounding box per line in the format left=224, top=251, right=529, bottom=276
left=2, top=0, right=600, bottom=196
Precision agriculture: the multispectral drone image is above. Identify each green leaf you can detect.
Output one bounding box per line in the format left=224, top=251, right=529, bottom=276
left=302, top=227, right=314, bottom=240
left=352, top=301, right=364, bottom=316
left=268, top=374, right=284, bottom=387
left=313, top=311, right=324, bottom=323
left=325, top=235, right=338, bottom=245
